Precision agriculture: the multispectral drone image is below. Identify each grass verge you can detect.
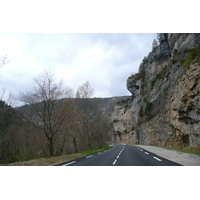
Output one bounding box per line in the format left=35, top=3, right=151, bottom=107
left=0, top=144, right=113, bottom=166
left=81, top=144, right=112, bottom=156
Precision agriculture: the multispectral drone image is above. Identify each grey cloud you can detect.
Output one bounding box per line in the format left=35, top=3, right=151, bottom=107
left=0, top=33, right=157, bottom=99
left=83, top=33, right=156, bottom=68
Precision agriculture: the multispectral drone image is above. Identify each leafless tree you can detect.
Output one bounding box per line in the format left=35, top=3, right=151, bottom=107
left=76, top=81, right=95, bottom=150
left=91, top=113, right=111, bottom=149
left=66, top=106, right=81, bottom=153
left=75, top=81, right=111, bottom=149
left=76, top=81, right=94, bottom=99
left=19, top=70, right=75, bottom=156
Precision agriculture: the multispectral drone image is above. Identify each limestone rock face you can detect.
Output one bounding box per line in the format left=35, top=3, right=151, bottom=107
left=170, top=63, right=200, bottom=146
left=110, top=33, right=200, bottom=147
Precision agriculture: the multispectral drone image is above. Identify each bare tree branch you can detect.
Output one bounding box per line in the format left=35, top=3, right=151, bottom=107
left=19, top=69, right=75, bottom=156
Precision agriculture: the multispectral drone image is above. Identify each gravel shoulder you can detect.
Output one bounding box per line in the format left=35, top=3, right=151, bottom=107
left=136, top=145, right=200, bottom=166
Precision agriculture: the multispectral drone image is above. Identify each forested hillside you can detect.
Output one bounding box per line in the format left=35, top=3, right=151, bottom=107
left=0, top=69, right=128, bottom=164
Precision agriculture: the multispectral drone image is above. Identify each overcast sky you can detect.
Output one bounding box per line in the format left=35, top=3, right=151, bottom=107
left=0, top=33, right=156, bottom=103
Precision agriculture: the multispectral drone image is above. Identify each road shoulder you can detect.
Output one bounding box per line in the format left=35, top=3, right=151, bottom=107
left=136, top=145, right=200, bottom=166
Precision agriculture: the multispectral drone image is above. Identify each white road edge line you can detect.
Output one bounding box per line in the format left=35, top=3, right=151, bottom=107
left=97, top=152, right=101, bottom=154
left=153, top=156, right=162, bottom=161
left=63, top=161, right=76, bottom=166
left=86, top=155, right=93, bottom=158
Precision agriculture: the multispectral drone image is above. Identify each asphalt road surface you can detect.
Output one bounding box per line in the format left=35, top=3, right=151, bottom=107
left=54, top=143, right=182, bottom=166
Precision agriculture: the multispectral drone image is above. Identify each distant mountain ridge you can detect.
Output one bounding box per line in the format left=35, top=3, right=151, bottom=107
left=15, top=96, right=130, bottom=118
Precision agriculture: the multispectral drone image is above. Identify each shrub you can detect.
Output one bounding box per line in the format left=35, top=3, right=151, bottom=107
left=182, top=47, right=200, bottom=70
left=143, top=98, right=148, bottom=102
left=140, top=90, right=147, bottom=96
left=170, top=59, right=177, bottom=64
left=150, top=65, right=168, bottom=89
left=144, top=102, right=153, bottom=115
left=130, top=71, right=146, bottom=85
left=138, top=106, right=144, bottom=118
left=151, top=79, right=156, bottom=88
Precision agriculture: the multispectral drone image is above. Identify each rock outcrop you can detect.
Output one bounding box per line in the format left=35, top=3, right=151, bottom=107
left=110, top=33, right=200, bottom=147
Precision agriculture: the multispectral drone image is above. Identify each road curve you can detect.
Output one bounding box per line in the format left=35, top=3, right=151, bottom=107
left=54, top=143, right=182, bottom=166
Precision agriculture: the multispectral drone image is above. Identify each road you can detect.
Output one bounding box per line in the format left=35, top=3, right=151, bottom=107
left=54, top=143, right=182, bottom=166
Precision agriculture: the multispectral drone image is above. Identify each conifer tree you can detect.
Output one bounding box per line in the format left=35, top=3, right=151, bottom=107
left=152, top=39, right=158, bottom=50
left=157, top=33, right=162, bottom=44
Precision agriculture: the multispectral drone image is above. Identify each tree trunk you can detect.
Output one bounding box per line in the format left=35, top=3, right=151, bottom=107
left=49, top=138, right=54, bottom=157
left=85, top=122, right=92, bottom=150
left=86, top=131, right=92, bottom=150
left=73, top=137, right=78, bottom=153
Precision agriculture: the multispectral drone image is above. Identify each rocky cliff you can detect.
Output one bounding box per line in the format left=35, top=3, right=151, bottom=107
left=110, top=33, right=200, bottom=147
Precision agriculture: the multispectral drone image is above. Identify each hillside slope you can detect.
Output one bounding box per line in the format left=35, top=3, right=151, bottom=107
left=110, top=33, right=200, bottom=147
left=16, top=96, right=130, bottom=119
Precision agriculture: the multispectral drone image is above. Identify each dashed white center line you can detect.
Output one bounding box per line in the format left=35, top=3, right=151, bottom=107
left=140, top=149, right=143, bottom=151
left=113, top=159, right=117, bottom=165
left=86, top=155, right=93, bottom=159
left=153, top=156, right=162, bottom=161
left=113, top=146, right=125, bottom=165
left=63, top=161, right=76, bottom=166
left=145, top=152, right=149, bottom=155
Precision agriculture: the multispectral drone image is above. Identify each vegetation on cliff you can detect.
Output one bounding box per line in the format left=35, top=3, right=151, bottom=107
left=111, top=33, right=200, bottom=148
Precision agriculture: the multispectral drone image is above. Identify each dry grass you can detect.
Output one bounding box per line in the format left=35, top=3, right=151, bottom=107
left=1, top=153, right=85, bottom=166
left=1, top=145, right=113, bottom=166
